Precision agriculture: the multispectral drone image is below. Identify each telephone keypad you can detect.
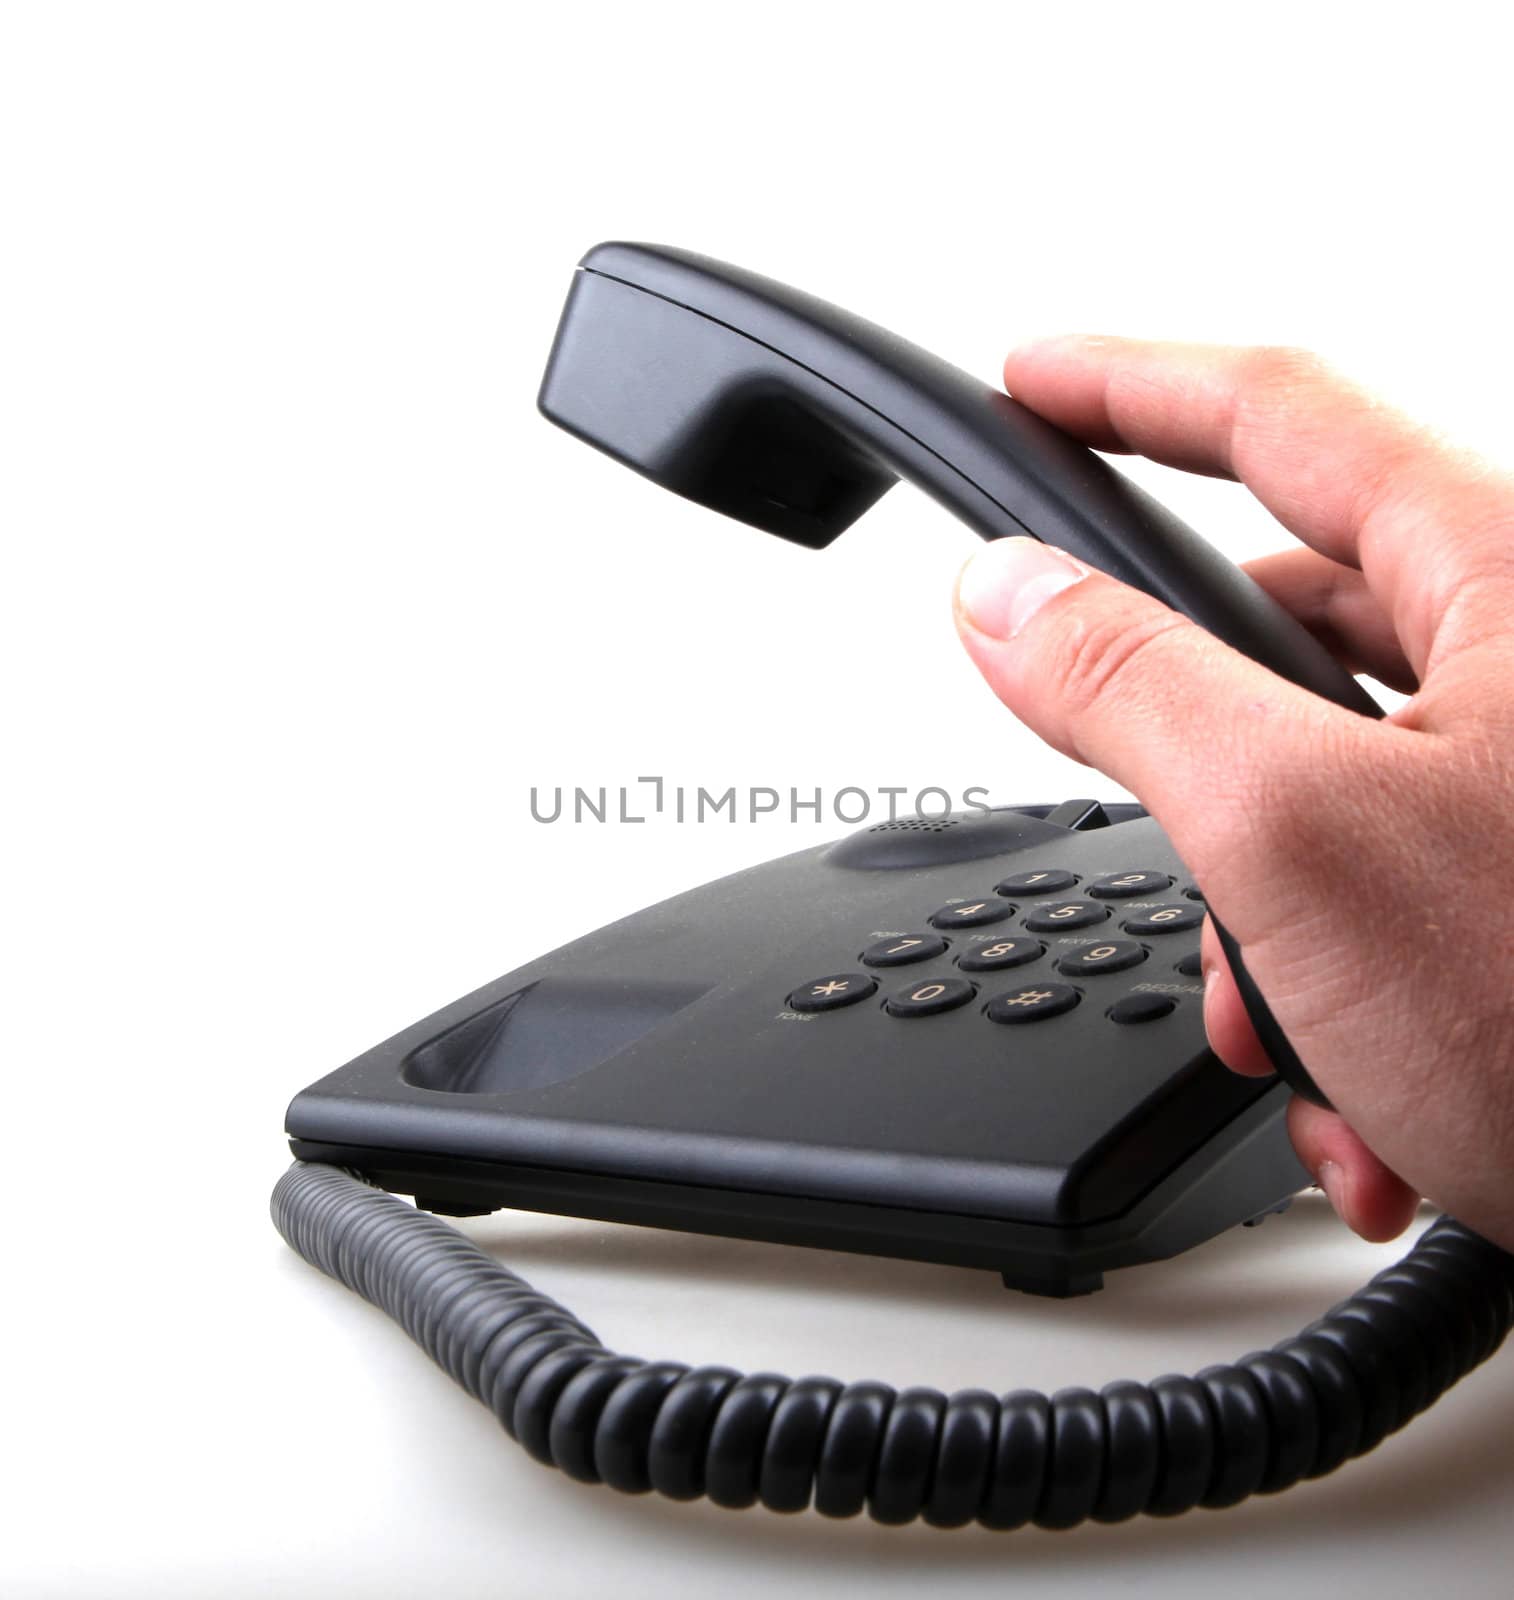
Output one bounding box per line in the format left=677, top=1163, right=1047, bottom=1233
left=861, top=934, right=948, bottom=968
left=785, top=859, right=1207, bottom=1030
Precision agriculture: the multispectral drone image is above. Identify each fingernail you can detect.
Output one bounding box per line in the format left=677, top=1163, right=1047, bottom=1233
left=956, top=538, right=1090, bottom=641
left=1317, top=1159, right=1347, bottom=1218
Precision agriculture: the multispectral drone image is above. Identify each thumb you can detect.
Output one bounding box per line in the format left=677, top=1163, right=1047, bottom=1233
left=952, top=536, right=1372, bottom=932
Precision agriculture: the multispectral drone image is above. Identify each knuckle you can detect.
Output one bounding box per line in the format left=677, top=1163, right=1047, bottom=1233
left=1240, top=343, right=1336, bottom=397
left=1226, top=345, right=1355, bottom=479
left=1233, top=346, right=1345, bottom=445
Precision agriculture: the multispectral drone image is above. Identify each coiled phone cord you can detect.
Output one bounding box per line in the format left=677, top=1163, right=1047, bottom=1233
left=273, top=1160, right=1514, bottom=1529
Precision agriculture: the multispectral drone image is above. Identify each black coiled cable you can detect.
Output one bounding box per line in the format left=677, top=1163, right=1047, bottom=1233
left=272, top=1160, right=1514, bottom=1528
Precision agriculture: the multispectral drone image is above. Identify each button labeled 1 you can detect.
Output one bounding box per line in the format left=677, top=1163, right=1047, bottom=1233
left=995, top=868, right=1077, bottom=896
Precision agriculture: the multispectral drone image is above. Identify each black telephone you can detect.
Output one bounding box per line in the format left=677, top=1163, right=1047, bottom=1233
left=274, top=245, right=1513, bottom=1531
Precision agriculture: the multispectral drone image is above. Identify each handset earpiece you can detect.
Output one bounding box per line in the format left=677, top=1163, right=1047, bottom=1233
left=539, top=242, right=1378, bottom=1107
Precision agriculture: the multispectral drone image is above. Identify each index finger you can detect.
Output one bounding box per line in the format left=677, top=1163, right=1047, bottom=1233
left=1002, top=337, right=1514, bottom=678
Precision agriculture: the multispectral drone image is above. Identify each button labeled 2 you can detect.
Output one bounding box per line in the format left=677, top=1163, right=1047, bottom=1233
left=1087, top=871, right=1172, bottom=899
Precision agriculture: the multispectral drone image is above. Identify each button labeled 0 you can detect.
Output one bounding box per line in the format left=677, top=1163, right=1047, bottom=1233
left=885, top=977, right=977, bottom=1018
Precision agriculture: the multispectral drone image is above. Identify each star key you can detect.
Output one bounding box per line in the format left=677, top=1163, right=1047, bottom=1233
left=786, top=972, right=877, bottom=1013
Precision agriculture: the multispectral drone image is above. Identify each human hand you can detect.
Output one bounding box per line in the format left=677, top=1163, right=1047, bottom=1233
left=952, top=338, right=1514, bottom=1251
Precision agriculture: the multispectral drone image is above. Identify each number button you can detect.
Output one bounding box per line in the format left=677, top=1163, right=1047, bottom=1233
left=957, top=937, right=1043, bottom=973
left=1023, top=901, right=1109, bottom=932
left=1176, top=950, right=1203, bottom=978
left=885, top=977, right=977, bottom=1018
left=861, top=934, right=949, bottom=968
left=985, top=983, right=1081, bottom=1024
left=786, top=974, right=877, bottom=1013
left=930, top=899, right=1015, bottom=929
left=995, top=868, right=1078, bottom=896
left=1122, top=904, right=1204, bottom=935
left=1056, top=939, right=1147, bottom=976
left=1087, top=871, right=1173, bottom=899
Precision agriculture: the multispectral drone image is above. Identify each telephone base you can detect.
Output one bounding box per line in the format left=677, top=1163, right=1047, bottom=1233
left=285, top=802, right=1309, bottom=1298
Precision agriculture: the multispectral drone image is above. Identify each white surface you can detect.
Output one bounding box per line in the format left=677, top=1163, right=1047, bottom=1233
left=4, top=4, right=1513, bottom=1595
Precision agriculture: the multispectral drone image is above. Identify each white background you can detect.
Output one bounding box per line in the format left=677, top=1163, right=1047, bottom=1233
left=5, top=3, right=1513, bottom=1596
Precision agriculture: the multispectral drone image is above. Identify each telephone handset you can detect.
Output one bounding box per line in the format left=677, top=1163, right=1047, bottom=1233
left=539, top=240, right=1380, bottom=1110
left=273, top=246, right=1512, bottom=1530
